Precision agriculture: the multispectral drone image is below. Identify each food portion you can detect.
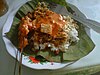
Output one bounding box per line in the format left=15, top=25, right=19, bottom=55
left=17, top=2, right=80, bottom=62
left=6, top=1, right=95, bottom=63
left=18, top=2, right=79, bottom=53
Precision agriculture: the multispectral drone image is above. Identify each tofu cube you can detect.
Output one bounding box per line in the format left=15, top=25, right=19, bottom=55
left=41, top=23, right=52, bottom=34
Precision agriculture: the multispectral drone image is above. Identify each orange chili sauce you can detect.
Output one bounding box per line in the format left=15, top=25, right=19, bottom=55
left=33, top=10, right=66, bottom=37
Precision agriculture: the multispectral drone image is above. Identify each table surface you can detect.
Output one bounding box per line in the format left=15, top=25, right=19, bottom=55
left=0, top=0, right=100, bottom=75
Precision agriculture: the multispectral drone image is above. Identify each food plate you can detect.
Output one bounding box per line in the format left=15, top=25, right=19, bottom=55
left=2, top=10, right=73, bottom=69
left=2, top=0, right=95, bottom=69
left=2, top=9, right=74, bottom=69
